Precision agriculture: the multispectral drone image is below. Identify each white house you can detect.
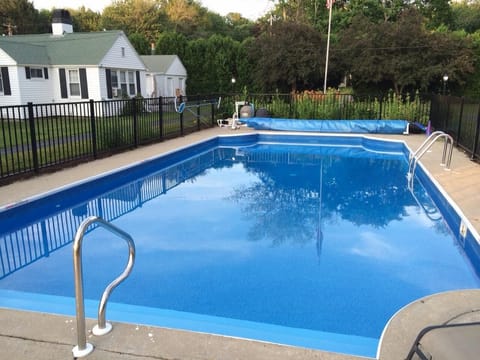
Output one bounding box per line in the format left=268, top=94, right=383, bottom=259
left=0, top=9, right=147, bottom=106
left=141, top=55, right=187, bottom=98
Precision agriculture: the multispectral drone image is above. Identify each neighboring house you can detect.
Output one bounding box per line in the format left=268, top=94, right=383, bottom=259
left=141, top=55, right=187, bottom=98
left=0, top=9, right=147, bottom=107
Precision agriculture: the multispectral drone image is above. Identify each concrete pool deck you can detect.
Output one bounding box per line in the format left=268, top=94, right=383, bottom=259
left=0, top=127, right=479, bottom=359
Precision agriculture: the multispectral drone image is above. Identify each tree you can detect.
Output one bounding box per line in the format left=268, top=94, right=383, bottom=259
left=183, top=35, right=244, bottom=94
left=129, top=32, right=151, bottom=55
left=155, top=31, right=188, bottom=59
left=414, top=0, right=453, bottom=29
left=335, top=9, right=474, bottom=93
left=164, top=0, right=202, bottom=35
left=101, top=0, right=165, bottom=41
left=70, top=7, right=102, bottom=32
left=248, top=21, right=324, bottom=92
left=462, top=31, right=480, bottom=96
left=0, top=0, right=41, bottom=35
left=451, top=1, right=480, bottom=33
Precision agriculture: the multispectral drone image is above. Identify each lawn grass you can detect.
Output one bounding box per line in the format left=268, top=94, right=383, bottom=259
left=0, top=106, right=213, bottom=178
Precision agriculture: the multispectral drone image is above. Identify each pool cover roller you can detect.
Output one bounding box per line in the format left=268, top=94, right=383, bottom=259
left=244, top=118, right=410, bottom=134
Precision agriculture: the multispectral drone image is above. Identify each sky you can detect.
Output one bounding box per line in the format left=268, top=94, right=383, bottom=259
left=32, top=0, right=275, bottom=20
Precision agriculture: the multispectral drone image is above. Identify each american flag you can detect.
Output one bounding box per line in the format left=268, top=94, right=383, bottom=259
left=326, top=0, right=335, bottom=9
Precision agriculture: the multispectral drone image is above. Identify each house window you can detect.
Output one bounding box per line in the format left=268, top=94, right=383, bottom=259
left=0, top=72, right=3, bottom=93
left=111, top=71, right=118, bottom=88
left=68, top=69, right=81, bottom=96
left=128, top=72, right=135, bottom=95
left=30, top=67, right=44, bottom=78
left=120, top=71, right=127, bottom=96
left=121, top=47, right=125, bottom=57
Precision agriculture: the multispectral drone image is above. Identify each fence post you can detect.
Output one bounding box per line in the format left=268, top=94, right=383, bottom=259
left=89, top=100, right=97, bottom=159
left=179, top=95, right=184, bottom=136
left=289, top=93, right=294, bottom=119
left=159, top=96, right=163, bottom=141
left=27, top=102, right=39, bottom=173
left=455, top=97, right=465, bottom=147
left=180, top=111, right=184, bottom=136
left=197, top=100, right=201, bottom=131
left=378, top=95, right=383, bottom=120
left=132, top=97, right=138, bottom=148
left=471, top=102, right=480, bottom=160
left=211, top=103, right=215, bottom=127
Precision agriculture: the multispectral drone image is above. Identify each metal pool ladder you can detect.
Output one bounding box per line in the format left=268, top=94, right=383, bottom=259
left=407, top=131, right=454, bottom=188
left=72, top=216, right=135, bottom=358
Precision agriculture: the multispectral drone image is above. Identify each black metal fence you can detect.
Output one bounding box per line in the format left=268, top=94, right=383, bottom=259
left=220, top=92, right=431, bottom=124
left=0, top=95, right=217, bottom=184
left=0, top=92, right=478, bottom=184
left=429, top=94, right=480, bottom=161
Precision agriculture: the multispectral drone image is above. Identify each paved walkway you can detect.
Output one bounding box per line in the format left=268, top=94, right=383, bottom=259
left=1, top=127, right=479, bottom=360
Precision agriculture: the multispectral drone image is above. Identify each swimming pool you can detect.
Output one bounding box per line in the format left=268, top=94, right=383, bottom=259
left=1, top=133, right=479, bottom=358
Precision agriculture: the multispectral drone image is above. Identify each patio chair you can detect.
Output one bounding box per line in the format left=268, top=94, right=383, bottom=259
left=405, top=321, right=480, bottom=360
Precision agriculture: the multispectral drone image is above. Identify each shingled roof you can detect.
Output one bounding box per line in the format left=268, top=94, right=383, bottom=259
left=0, top=31, right=123, bottom=66
left=140, top=55, right=182, bottom=74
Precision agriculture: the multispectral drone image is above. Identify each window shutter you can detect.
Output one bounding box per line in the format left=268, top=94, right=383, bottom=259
left=43, top=68, right=49, bottom=79
left=136, top=71, right=141, bottom=94
left=79, top=68, right=88, bottom=99
left=25, top=67, right=31, bottom=79
left=106, top=68, right=112, bottom=99
left=59, top=68, right=68, bottom=98
left=1, top=67, right=11, bottom=95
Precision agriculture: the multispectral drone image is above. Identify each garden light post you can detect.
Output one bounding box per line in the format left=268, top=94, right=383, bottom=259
left=443, top=74, right=448, bottom=95
left=231, top=77, right=236, bottom=97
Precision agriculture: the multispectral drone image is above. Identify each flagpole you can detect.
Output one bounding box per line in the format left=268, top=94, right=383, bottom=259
left=323, top=2, right=333, bottom=93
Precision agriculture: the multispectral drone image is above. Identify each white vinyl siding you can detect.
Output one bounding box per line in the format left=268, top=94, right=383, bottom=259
left=100, top=36, right=146, bottom=70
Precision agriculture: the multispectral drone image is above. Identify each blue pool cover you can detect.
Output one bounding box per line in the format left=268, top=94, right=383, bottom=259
left=244, top=117, right=409, bottom=134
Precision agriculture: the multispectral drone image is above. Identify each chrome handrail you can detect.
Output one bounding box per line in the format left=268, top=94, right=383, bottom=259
left=72, top=216, right=135, bottom=358
left=407, top=131, right=453, bottom=188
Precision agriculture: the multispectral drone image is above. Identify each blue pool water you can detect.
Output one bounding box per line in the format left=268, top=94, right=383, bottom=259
left=1, top=134, right=479, bottom=357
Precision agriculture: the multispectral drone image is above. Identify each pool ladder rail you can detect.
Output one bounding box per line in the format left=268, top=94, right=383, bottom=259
left=407, top=131, right=454, bottom=189
left=72, top=216, right=135, bottom=358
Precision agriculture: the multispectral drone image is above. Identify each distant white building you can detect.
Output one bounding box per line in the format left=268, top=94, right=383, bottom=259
left=0, top=9, right=147, bottom=106
left=141, top=55, right=187, bottom=98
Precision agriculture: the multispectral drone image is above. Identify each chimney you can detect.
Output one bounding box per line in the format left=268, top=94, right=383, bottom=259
left=52, top=9, right=73, bottom=35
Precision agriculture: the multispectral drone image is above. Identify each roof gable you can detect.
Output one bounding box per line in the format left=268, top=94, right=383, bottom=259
left=0, top=31, right=124, bottom=66
left=141, top=55, right=186, bottom=75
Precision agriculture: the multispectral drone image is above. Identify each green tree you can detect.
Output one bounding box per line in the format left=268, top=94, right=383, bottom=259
left=129, top=32, right=151, bottom=55
left=224, top=13, right=255, bottom=42
left=183, top=35, right=243, bottom=94
left=165, top=0, right=202, bottom=36
left=0, top=0, right=41, bottom=34
left=414, top=0, right=453, bottom=29
left=101, top=0, right=165, bottom=41
left=248, top=21, right=324, bottom=92
left=463, top=30, right=480, bottom=96
left=335, top=9, right=474, bottom=94
left=155, top=31, right=188, bottom=59
left=451, top=0, right=480, bottom=33
left=70, top=7, right=102, bottom=32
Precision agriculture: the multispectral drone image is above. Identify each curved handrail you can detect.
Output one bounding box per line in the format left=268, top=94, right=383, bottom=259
left=72, top=216, right=135, bottom=358
left=409, top=131, right=445, bottom=160
left=407, top=131, right=454, bottom=189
